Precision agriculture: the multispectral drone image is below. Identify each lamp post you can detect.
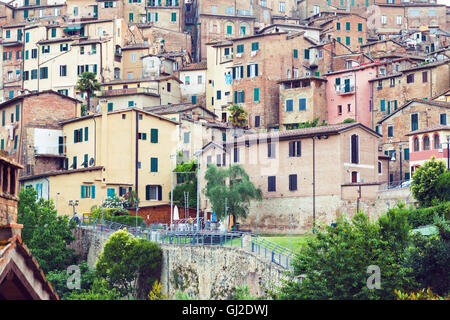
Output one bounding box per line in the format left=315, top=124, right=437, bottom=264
left=170, top=153, right=176, bottom=230
left=446, top=135, right=450, bottom=171
left=194, top=150, right=202, bottom=232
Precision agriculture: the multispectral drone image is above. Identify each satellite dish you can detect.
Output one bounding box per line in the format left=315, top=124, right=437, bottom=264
left=89, top=158, right=95, bottom=166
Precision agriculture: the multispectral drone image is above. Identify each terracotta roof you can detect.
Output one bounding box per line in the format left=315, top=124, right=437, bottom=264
left=378, top=99, right=450, bottom=124
left=227, top=122, right=380, bottom=146
left=0, top=90, right=81, bottom=110
left=144, top=103, right=217, bottom=118
left=0, top=234, right=59, bottom=300
left=179, top=62, right=207, bottom=71
left=405, top=125, right=450, bottom=136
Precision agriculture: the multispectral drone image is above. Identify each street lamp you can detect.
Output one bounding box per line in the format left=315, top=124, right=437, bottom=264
left=194, top=150, right=202, bottom=232
left=399, top=144, right=403, bottom=184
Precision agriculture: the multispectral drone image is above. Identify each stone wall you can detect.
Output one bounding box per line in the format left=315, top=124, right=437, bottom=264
left=71, top=227, right=289, bottom=299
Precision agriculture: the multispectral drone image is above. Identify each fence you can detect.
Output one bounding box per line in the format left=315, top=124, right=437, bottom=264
left=379, top=179, right=411, bottom=191
left=80, top=217, right=297, bottom=270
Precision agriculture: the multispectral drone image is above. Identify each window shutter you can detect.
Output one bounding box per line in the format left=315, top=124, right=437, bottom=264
left=158, top=186, right=162, bottom=201
left=74, top=129, right=77, bottom=143
left=84, top=127, right=88, bottom=141
left=79, top=128, right=83, bottom=142
left=91, top=185, right=95, bottom=198
left=58, top=136, right=64, bottom=154
left=151, top=128, right=158, bottom=143
left=380, top=100, right=386, bottom=112
left=81, top=185, right=85, bottom=198
left=146, top=185, right=150, bottom=200
left=247, top=65, right=251, bottom=77
left=296, top=141, right=301, bottom=156
left=289, top=141, right=294, bottom=157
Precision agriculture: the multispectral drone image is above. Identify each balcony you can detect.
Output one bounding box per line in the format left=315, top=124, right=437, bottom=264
left=34, top=146, right=64, bottom=157
left=335, top=84, right=355, bottom=95
left=99, top=87, right=159, bottom=97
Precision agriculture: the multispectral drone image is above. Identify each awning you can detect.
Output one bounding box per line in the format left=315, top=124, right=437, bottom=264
left=64, top=25, right=83, bottom=32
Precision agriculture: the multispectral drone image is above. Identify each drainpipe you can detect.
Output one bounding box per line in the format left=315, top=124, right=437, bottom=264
left=354, top=72, right=357, bottom=122
left=44, top=177, right=50, bottom=201
left=100, top=41, right=104, bottom=83
left=93, top=116, right=96, bottom=163
left=312, top=136, right=317, bottom=232
left=135, top=109, right=139, bottom=235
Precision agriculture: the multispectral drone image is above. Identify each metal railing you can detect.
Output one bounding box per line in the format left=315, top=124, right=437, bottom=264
left=80, top=217, right=297, bottom=270
left=379, top=179, right=411, bottom=191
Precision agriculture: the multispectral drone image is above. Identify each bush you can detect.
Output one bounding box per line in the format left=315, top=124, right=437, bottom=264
left=111, top=214, right=145, bottom=227
left=386, top=202, right=450, bottom=229
left=411, top=157, right=447, bottom=207
left=395, top=288, right=449, bottom=300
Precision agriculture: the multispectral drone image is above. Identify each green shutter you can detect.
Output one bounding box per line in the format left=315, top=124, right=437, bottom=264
left=336, top=22, right=340, bottom=30
left=358, top=23, right=363, bottom=32
left=15, top=104, right=19, bottom=121
left=346, top=22, right=350, bottom=31
left=304, top=49, right=310, bottom=59
left=254, top=88, right=259, bottom=102
left=107, top=102, right=113, bottom=112
left=380, top=100, right=386, bottom=112
left=81, top=185, right=85, bottom=198
left=293, top=49, right=298, bottom=58
left=151, top=128, right=158, bottom=143
left=2, top=110, right=5, bottom=126
left=13, top=136, right=17, bottom=150
left=91, top=185, right=95, bottom=199
left=151, top=158, right=158, bottom=172
left=84, top=127, right=88, bottom=141
left=335, top=78, right=341, bottom=86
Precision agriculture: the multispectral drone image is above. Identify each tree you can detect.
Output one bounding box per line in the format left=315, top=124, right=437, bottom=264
left=436, top=171, right=450, bottom=203
left=170, top=159, right=197, bottom=208
left=227, top=104, right=248, bottom=128
left=276, top=212, right=415, bottom=300
left=46, top=262, right=96, bottom=300
left=204, top=165, right=262, bottom=226
left=17, top=187, right=77, bottom=273
left=66, top=279, right=122, bottom=300
left=76, top=72, right=101, bottom=113
left=411, top=157, right=447, bottom=207
left=95, top=229, right=162, bottom=299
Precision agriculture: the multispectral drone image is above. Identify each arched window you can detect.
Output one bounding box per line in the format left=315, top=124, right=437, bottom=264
left=434, top=134, right=440, bottom=149
left=423, top=135, right=430, bottom=150
left=413, top=137, right=419, bottom=151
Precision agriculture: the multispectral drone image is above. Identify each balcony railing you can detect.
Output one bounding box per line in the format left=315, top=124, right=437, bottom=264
left=99, top=87, right=159, bottom=97
left=335, top=84, right=355, bottom=95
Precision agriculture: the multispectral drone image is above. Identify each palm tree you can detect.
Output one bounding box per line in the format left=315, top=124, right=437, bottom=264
left=227, top=104, right=248, bottom=128
left=76, top=72, right=101, bottom=113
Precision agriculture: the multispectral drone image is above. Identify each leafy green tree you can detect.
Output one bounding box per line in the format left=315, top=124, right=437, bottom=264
left=95, top=229, right=162, bottom=299
left=76, top=72, right=101, bottom=112
left=170, top=159, right=197, bottom=208
left=66, top=279, right=122, bottom=300
left=436, top=171, right=450, bottom=203
left=204, top=165, right=262, bottom=226
left=17, top=187, right=77, bottom=273
left=276, top=212, right=415, bottom=300
left=411, top=157, right=446, bottom=207
left=46, top=262, right=96, bottom=300
left=227, top=104, right=248, bottom=128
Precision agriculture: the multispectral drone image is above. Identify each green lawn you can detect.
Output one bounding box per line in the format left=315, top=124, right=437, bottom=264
left=258, top=234, right=316, bottom=253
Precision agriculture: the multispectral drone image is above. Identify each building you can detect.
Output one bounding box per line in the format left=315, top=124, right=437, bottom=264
left=370, top=59, right=450, bottom=127
left=20, top=101, right=178, bottom=216
left=0, top=151, right=59, bottom=300
left=325, top=63, right=378, bottom=128
left=198, top=122, right=386, bottom=234
left=205, top=40, right=233, bottom=121
left=231, top=32, right=316, bottom=129
left=0, top=90, right=80, bottom=177
left=179, top=61, right=206, bottom=106
left=278, top=76, right=328, bottom=130
left=377, top=99, right=450, bottom=184
left=406, top=124, right=450, bottom=175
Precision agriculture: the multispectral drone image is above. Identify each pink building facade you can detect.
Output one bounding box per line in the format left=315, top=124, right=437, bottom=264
left=325, top=64, right=377, bottom=128
left=406, top=125, right=450, bottom=176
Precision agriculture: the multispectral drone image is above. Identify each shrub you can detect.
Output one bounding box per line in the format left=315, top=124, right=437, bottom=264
left=411, top=157, right=446, bottom=207
left=111, top=214, right=145, bottom=227
left=395, top=288, right=449, bottom=300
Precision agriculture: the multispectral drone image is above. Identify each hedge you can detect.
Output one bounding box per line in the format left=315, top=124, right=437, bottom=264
left=405, top=202, right=450, bottom=228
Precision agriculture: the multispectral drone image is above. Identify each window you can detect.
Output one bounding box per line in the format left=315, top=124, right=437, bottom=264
left=440, top=114, right=447, bottom=125
left=185, top=76, right=190, bottom=85
left=387, top=126, right=393, bottom=137
left=236, top=44, right=244, bottom=54
left=251, top=42, right=259, bottom=51
left=289, top=141, right=301, bottom=157
left=433, top=135, right=440, bottom=150
left=197, top=75, right=203, bottom=84
left=129, top=12, right=134, bottom=22
left=304, top=49, right=310, bottom=59
left=226, top=25, right=233, bottom=35
left=404, top=148, right=409, bottom=161
left=286, top=99, right=293, bottom=112
left=378, top=161, right=382, bottom=174
left=233, top=147, right=239, bottom=163
left=279, top=1, right=285, bottom=13
left=414, top=137, right=419, bottom=152
left=351, top=134, right=359, bottom=164
left=346, top=22, right=350, bottom=31
left=268, top=176, right=276, bottom=192
left=358, top=23, right=363, bottom=32
left=299, top=98, right=307, bottom=111
left=247, top=64, right=258, bottom=78
left=423, top=136, right=430, bottom=150
left=150, top=128, right=158, bottom=143
left=351, top=171, right=358, bottom=183
left=268, top=143, right=275, bottom=159
left=42, top=46, right=50, bottom=54
left=51, top=28, right=56, bottom=38
left=60, top=43, right=68, bottom=52
left=411, top=114, right=418, bottom=131
left=346, top=37, right=350, bottom=46
left=289, top=174, right=297, bottom=191
left=150, top=157, right=158, bottom=172
left=81, top=185, right=95, bottom=199
left=337, top=37, right=341, bottom=43
left=191, top=95, right=197, bottom=104
left=183, top=132, right=190, bottom=143
left=422, top=71, right=428, bottom=83
left=216, top=154, right=221, bottom=167
left=167, top=82, right=171, bottom=92
left=254, top=88, right=260, bottom=102
left=40, top=67, right=48, bottom=79
left=338, top=105, right=342, bottom=115
left=234, top=90, right=245, bottom=103
left=171, top=12, right=177, bottom=22
left=381, top=15, right=387, bottom=25
left=406, top=74, right=414, bottom=83
left=60, top=65, right=67, bottom=77
left=145, top=185, right=161, bottom=201
left=380, top=99, right=386, bottom=112
left=336, top=22, right=341, bottom=30
left=397, top=16, right=402, bottom=25
left=255, top=116, right=260, bottom=128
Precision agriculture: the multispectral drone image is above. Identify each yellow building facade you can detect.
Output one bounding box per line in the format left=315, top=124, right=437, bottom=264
left=20, top=101, right=178, bottom=217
